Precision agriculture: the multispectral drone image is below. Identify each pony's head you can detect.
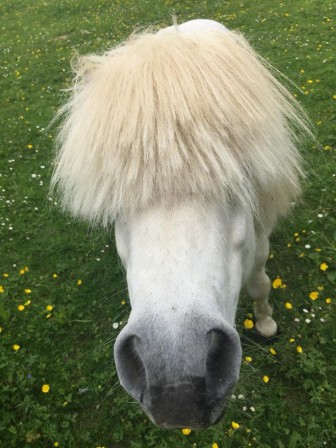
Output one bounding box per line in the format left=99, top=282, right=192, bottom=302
left=113, top=200, right=250, bottom=428
left=51, top=20, right=310, bottom=428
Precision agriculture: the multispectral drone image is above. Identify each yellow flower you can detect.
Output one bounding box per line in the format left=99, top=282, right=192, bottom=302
left=326, top=298, right=332, bottom=304
left=46, top=314, right=52, bottom=319
left=24, top=289, right=32, bottom=294
left=315, top=248, right=321, bottom=252
left=289, top=338, right=295, bottom=343
left=269, top=348, right=276, bottom=355
left=324, top=145, right=332, bottom=150
left=272, top=277, right=283, bottom=289
left=245, top=356, right=252, bottom=363
left=42, top=384, right=50, bottom=393
left=46, top=305, right=53, bottom=311
left=244, top=319, right=254, bottom=329
left=212, top=444, right=219, bottom=448
left=296, top=345, right=303, bottom=353
left=181, top=428, right=191, bottom=435
left=24, top=300, right=31, bottom=306
left=294, top=232, right=299, bottom=237
left=13, top=344, right=20, bottom=351
left=320, top=263, right=328, bottom=271
left=24, top=266, right=29, bottom=272
left=287, top=243, right=292, bottom=248
left=231, top=421, right=240, bottom=430
left=309, top=291, right=319, bottom=301
left=27, top=144, right=33, bottom=149
left=54, top=443, right=59, bottom=447
left=121, top=300, right=126, bottom=305
left=0, top=286, right=4, bottom=293
left=262, top=375, right=270, bottom=383
left=285, top=302, right=293, bottom=310
left=3, top=273, right=9, bottom=278
left=18, top=305, right=25, bottom=311
left=52, top=273, right=58, bottom=278
left=77, top=279, right=82, bottom=285
left=19, top=269, right=25, bottom=275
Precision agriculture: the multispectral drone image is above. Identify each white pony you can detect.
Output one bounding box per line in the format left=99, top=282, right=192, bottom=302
left=51, top=19, right=310, bottom=429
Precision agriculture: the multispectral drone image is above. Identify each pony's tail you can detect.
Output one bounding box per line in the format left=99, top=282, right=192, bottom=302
left=51, top=27, right=313, bottom=226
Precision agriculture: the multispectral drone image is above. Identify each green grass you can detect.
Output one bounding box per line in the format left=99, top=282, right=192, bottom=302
left=0, top=0, right=335, bottom=447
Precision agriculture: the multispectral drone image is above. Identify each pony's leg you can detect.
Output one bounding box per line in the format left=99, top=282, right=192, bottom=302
left=247, top=231, right=277, bottom=337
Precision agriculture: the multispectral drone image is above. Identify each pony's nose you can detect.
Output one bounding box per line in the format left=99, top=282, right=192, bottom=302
left=147, top=379, right=208, bottom=429
left=114, top=324, right=242, bottom=428
left=113, top=334, right=147, bottom=403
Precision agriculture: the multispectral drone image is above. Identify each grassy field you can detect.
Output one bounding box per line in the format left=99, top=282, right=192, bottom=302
left=0, top=0, right=335, bottom=447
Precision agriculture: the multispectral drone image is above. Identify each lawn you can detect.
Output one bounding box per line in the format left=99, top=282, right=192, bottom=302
left=0, top=0, right=335, bottom=447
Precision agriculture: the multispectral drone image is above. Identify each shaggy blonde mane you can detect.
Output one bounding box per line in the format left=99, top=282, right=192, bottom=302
left=52, top=27, right=311, bottom=226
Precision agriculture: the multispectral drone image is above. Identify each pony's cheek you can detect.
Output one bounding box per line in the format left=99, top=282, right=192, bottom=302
left=115, top=219, right=130, bottom=268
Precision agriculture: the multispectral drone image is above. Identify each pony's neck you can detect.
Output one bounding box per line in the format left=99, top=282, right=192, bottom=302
left=115, top=200, right=255, bottom=326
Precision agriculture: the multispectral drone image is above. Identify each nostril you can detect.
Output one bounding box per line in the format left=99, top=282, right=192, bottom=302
left=114, top=335, right=147, bottom=402
left=206, top=329, right=241, bottom=403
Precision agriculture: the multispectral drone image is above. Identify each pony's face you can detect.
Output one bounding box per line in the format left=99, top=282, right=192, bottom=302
left=114, top=200, right=255, bottom=428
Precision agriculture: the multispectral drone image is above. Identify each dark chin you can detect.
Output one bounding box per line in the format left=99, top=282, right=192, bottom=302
left=143, top=397, right=229, bottom=430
